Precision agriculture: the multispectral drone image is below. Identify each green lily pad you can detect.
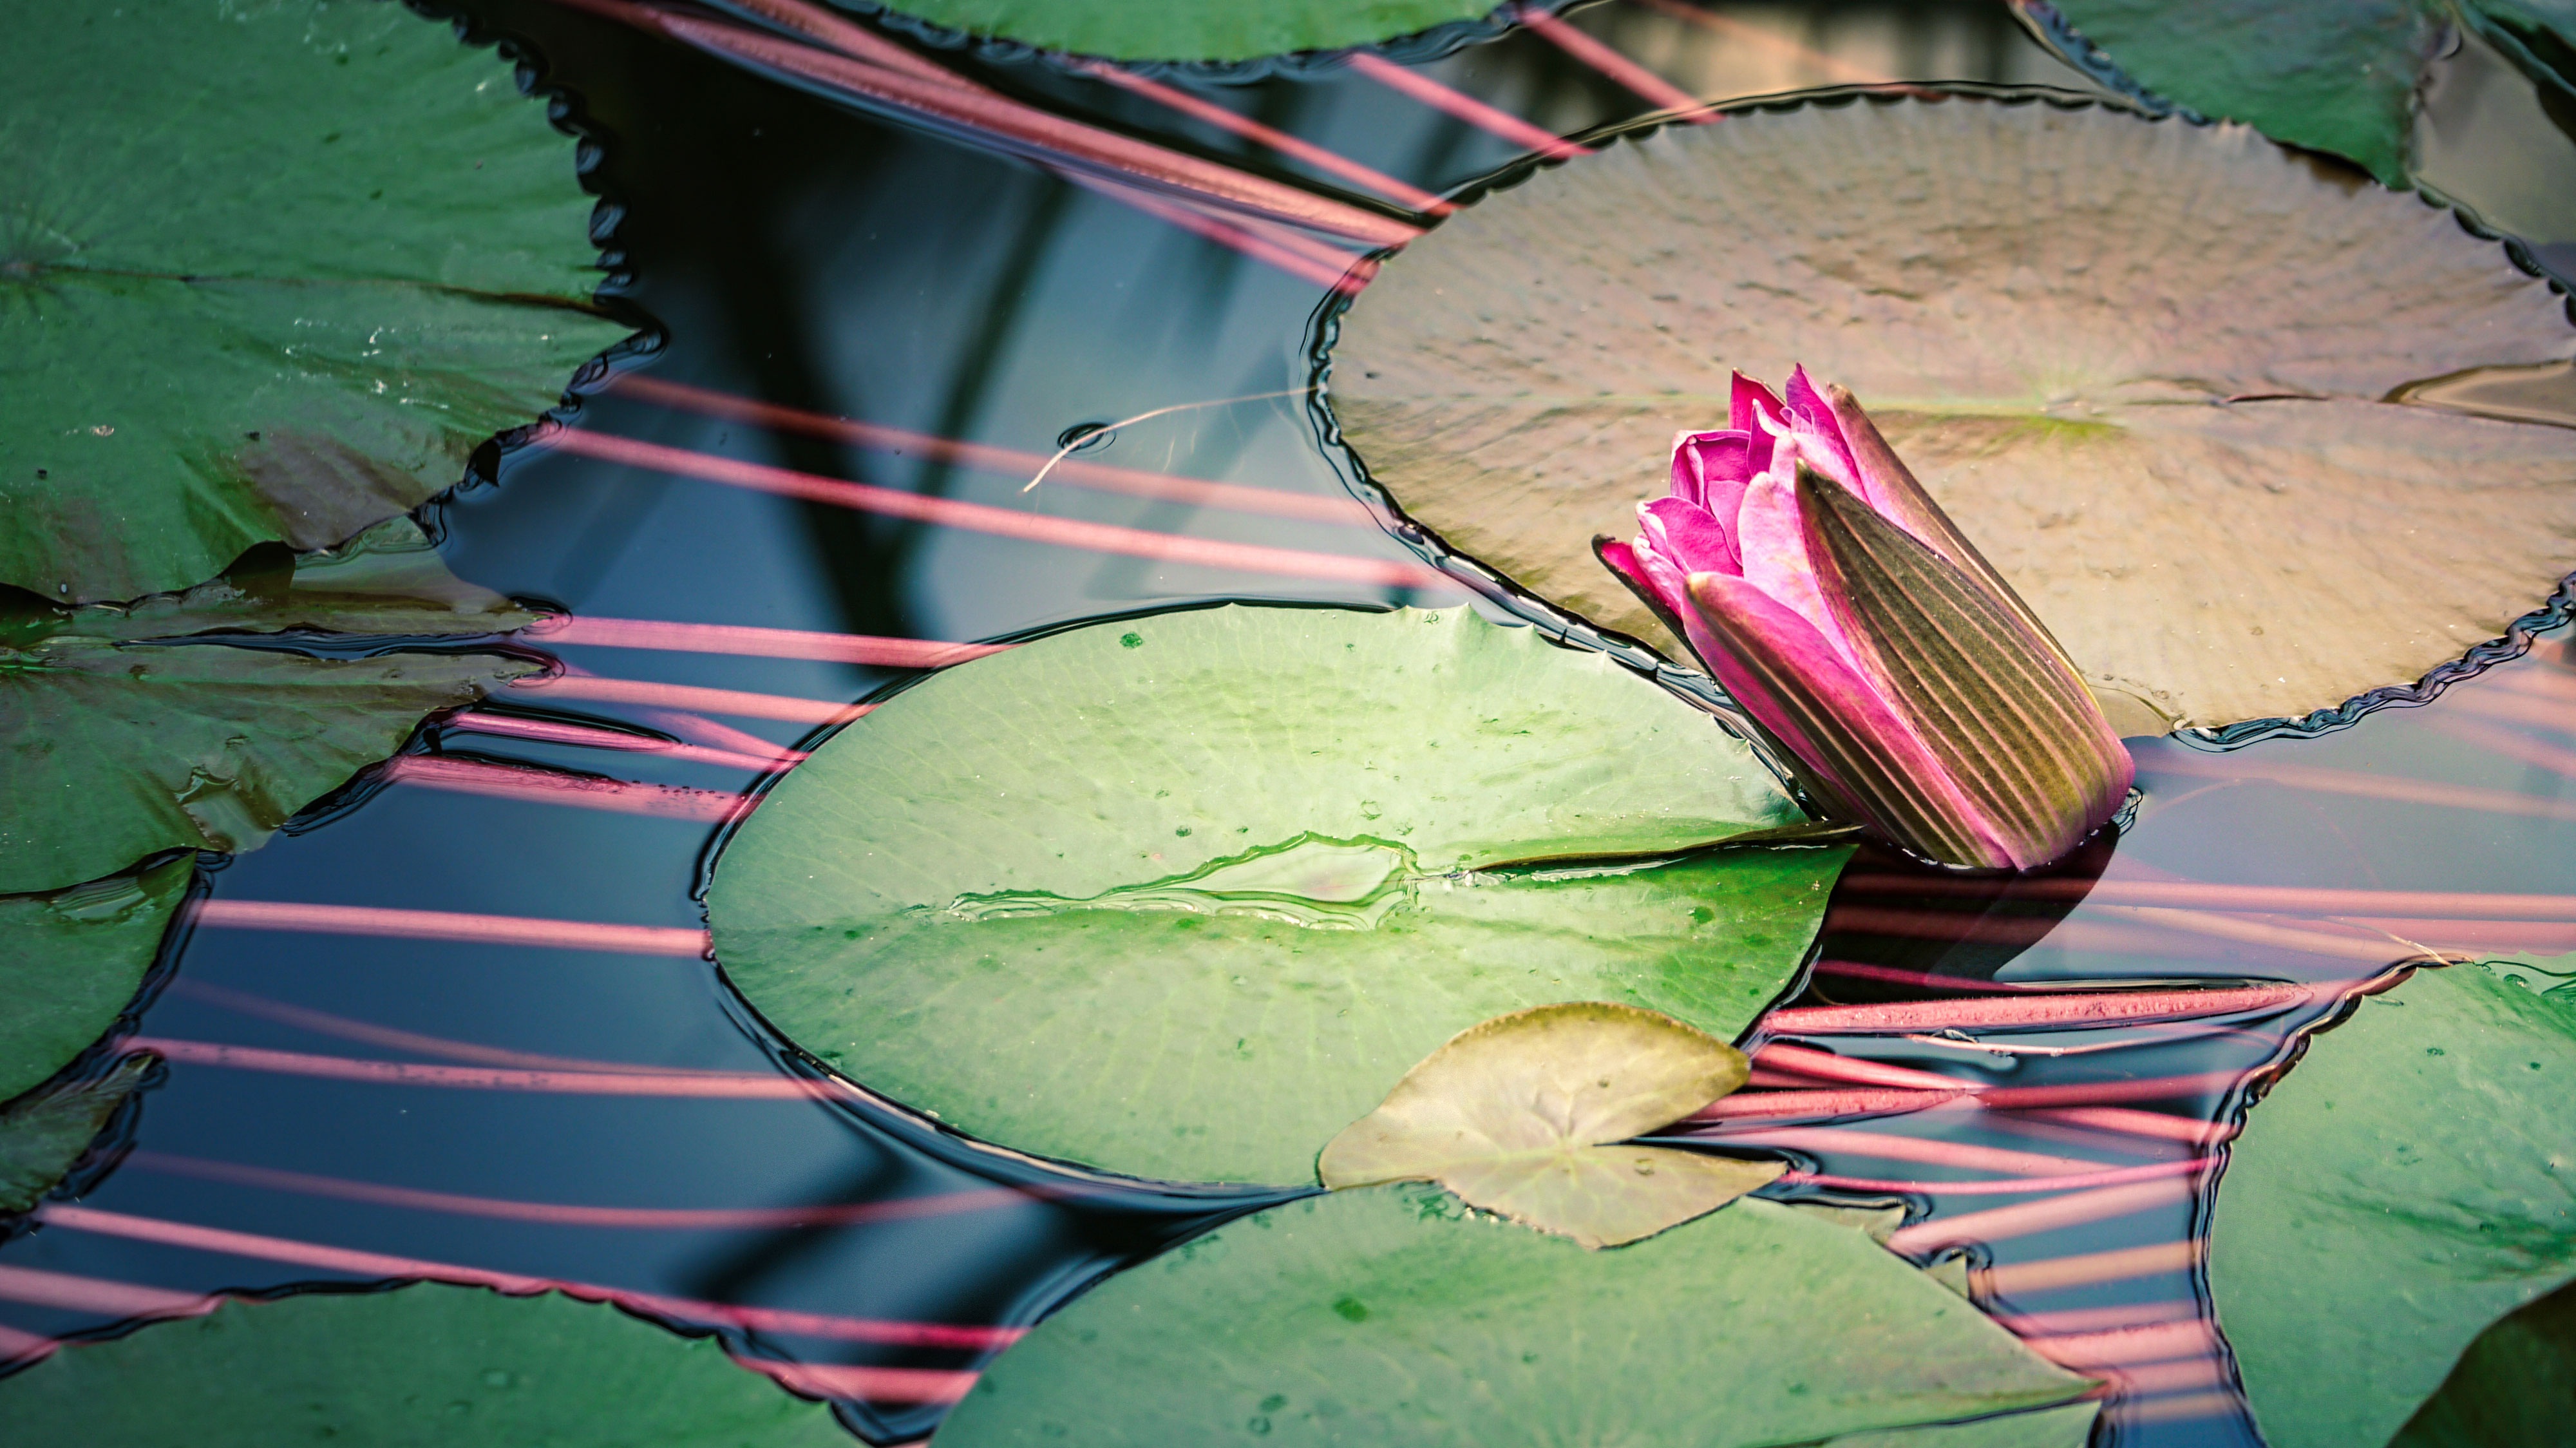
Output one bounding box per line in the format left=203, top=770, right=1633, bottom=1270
left=879, top=0, right=1499, bottom=62
left=1320, top=1002, right=1780, bottom=1248
left=1329, top=97, right=2576, bottom=732
left=16, top=516, right=538, bottom=647
left=0, top=1054, right=152, bottom=1215
left=2208, top=960, right=2576, bottom=1448
left=710, top=604, right=1835, bottom=1186
left=2047, top=0, right=2435, bottom=186
left=0, top=1282, right=854, bottom=1445
left=0, top=0, right=630, bottom=604
left=1, top=858, right=190, bottom=1104
left=933, top=1185, right=2098, bottom=1447
left=2389, top=1273, right=2576, bottom=1447
left=0, top=643, right=532, bottom=893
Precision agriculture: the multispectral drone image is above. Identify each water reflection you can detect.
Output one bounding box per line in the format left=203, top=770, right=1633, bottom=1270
left=7, top=3, right=2573, bottom=1446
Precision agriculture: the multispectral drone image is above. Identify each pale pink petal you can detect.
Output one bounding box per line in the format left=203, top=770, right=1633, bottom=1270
left=1730, top=372, right=1789, bottom=477
left=1640, top=496, right=1741, bottom=576
left=1733, top=471, right=1847, bottom=653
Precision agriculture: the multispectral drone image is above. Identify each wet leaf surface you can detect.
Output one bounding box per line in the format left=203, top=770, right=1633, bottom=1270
left=1319, top=1002, right=1778, bottom=1247
left=933, top=1184, right=2097, bottom=1447
left=0, top=1282, right=855, bottom=1445
left=2048, top=0, right=2433, bottom=184
left=1331, top=98, right=2576, bottom=731
left=0, top=858, right=189, bottom=1104
left=0, top=0, right=629, bottom=603
left=2209, top=959, right=2576, bottom=1448
left=1, top=606, right=534, bottom=892
left=878, top=0, right=1499, bottom=62
left=712, top=605, right=1839, bottom=1185
left=0, top=1054, right=151, bottom=1215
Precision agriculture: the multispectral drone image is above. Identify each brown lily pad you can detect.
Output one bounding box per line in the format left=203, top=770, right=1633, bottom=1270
left=1318, top=1001, right=1781, bottom=1248
left=1330, top=96, right=2576, bottom=732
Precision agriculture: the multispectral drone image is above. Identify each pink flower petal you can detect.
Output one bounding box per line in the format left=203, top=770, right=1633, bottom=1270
left=1785, top=365, right=1864, bottom=495
left=1730, top=372, right=1789, bottom=477
left=1685, top=572, right=2013, bottom=869
left=1640, top=496, right=1741, bottom=576
left=1733, top=472, right=1843, bottom=650
left=1670, top=428, right=1755, bottom=519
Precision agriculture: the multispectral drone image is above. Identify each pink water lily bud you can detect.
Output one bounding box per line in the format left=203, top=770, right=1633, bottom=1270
left=1598, top=368, right=2133, bottom=871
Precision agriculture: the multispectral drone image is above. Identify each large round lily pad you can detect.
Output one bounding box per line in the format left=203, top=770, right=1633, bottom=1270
left=0, top=1282, right=853, bottom=1445
left=933, top=1185, right=2098, bottom=1446
left=710, top=605, right=1840, bottom=1186
left=0, top=0, right=630, bottom=603
left=1, top=858, right=189, bottom=1103
left=2208, top=960, right=2576, bottom=1448
left=878, top=0, right=1498, bottom=62
left=1330, top=97, right=2576, bottom=731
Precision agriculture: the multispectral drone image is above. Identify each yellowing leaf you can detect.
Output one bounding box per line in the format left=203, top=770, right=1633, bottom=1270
left=1320, top=1001, right=1781, bottom=1248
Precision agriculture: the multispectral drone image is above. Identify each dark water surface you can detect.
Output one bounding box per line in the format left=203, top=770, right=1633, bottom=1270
left=8, top=3, right=2575, bottom=1444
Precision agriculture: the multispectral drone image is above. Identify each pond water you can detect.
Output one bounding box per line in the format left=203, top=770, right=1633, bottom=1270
left=7, top=1, right=2574, bottom=1443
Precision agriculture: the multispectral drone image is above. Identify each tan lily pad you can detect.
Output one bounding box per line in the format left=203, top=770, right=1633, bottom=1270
left=1331, top=97, right=2576, bottom=732
left=1318, top=1001, right=1781, bottom=1248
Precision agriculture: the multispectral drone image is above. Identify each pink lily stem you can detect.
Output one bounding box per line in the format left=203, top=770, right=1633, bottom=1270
left=1625, top=0, right=1899, bottom=85
left=2148, top=749, right=2576, bottom=825
left=709, top=0, right=964, bottom=86
left=447, top=710, right=802, bottom=772
left=2083, top=906, right=2470, bottom=964
left=1063, top=171, right=1376, bottom=294
left=189, top=899, right=712, bottom=957
left=536, top=0, right=1406, bottom=289
left=1975, top=1239, right=2206, bottom=1298
left=124, top=1153, right=1028, bottom=1243
left=1837, top=871, right=2576, bottom=920
left=383, top=756, right=744, bottom=823
left=626, top=707, right=815, bottom=761
left=1709, top=1122, right=2111, bottom=1175
left=167, top=979, right=750, bottom=1078
left=1763, top=982, right=2338, bottom=1034
left=509, top=672, right=869, bottom=726
left=0, top=1323, right=55, bottom=1364
left=29, top=1207, right=987, bottom=1402
left=1513, top=3, right=1709, bottom=117
left=126, top=1038, right=835, bottom=1099
left=609, top=373, right=1372, bottom=525
left=2018, top=1106, right=2234, bottom=1148
left=1780, top=1158, right=2206, bottom=1197
left=538, top=426, right=1444, bottom=589
left=652, top=15, right=1417, bottom=248
left=1884, top=1176, right=2200, bottom=1252
left=2012, top=1319, right=2221, bottom=1370
left=527, top=614, right=1009, bottom=668
left=1074, top=60, right=1452, bottom=214
left=1343, top=51, right=1590, bottom=160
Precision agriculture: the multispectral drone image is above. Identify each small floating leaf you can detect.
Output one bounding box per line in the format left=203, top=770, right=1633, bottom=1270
left=0, top=858, right=190, bottom=1103
left=1320, top=1002, right=1779, bottom=1248
left=0, top=645, right=529, bottom=893
left=933, top=1185, right=2098, bottom=1447
left=0, top=1282, right=855, bottom=1445
left=0, top=1055, right=151, bottom=1215
left=1331, top=98, right=2576, bottom=731
left=876, top=0, right=1499, bottom=62
left=711, top=605, right=1839, bottom=1186
left=0, top=0, right=630, bottom=602
left=2208, top=959, right=2576, bottom=1448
